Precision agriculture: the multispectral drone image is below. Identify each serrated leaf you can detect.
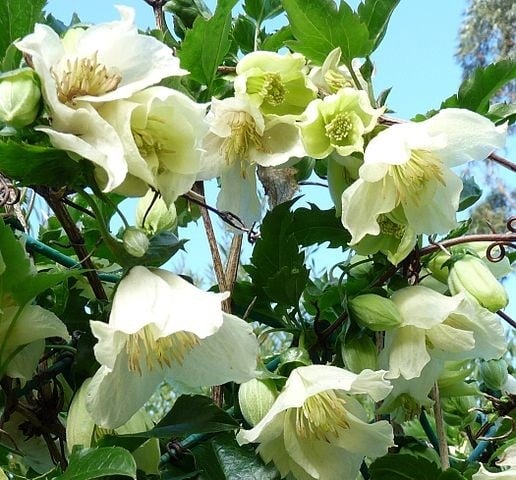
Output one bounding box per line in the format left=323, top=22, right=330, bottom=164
left=357, top=0, right=400, bottom=51
left=0, top=141, right=83, bottom=187
left=179, top=0, right=237, bottom=93
left=487, top=102, right=516, bottom=125
left=369, top=454, right=442, bottom=480
left=193, top=432, right=280, bottom=480
left=458, top=176, right=482, bottom=211
left=261, top=26, right=293, bottom=52
left=291, top=204, right=350, bottom=248
left=0, top=0, right=46, bottom=68
left=243, top=0, right=283, bottom=25
left=233, top=15, right=256, bottom=54
left=56, top=447, right=136, bottom=480
left=282, top=0, right=373, bottom=65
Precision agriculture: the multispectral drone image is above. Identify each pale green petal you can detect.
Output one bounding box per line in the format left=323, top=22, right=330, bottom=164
left=165, top=313, right=258, bottom=388
left=341, top=177, right=398, bottom=244
left=348, top=369, right=393, bottom=401
left=426, top=323, right=475, bottom=355
left=386, top=325, right=430, bottom=380
left=391, top=286, right=463, bottom=328
left=255, top=434, right=292, bottom=478
left=67, top=379, right=96, bottom=450
left=472, top=465, right=516, bottom=479
left=90, top=321, right=128, bottom=370
left=237, top=411, right=286, bottom=446
left=5, top=340, right=44, bottom=380
left=299, top=99, right=332, bottom=159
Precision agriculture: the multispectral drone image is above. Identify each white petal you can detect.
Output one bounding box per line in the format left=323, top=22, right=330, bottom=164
left=386, top=326, right=430, bottom=380
left=426, top=323, right=475, bottom=355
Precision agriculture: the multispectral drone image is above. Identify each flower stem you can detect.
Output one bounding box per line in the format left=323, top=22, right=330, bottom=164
left=432, top=383, right=450, bottom=470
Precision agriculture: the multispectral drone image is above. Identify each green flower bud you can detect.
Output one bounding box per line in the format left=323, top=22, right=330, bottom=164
left=136, top=190, right=177, bottom=235
left=341, top=333, right=377, bottom=373
left=441, top=396, right=476, bottom=427
left=348, top=294, right=403, bottom=331
left=479, top=358, right=508, bottom=391
left=448, top=254, right=508, bottom=312
left=0, top=68, right=41, bottom=128
left=277, top=347, right=311, bottom=377
left=238, top=378, right=278, bottom=427
left=122, top=227, right=149, bottom=257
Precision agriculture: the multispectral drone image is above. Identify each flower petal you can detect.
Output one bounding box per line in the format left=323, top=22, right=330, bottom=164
left=386, top=325, right=430, bottom=380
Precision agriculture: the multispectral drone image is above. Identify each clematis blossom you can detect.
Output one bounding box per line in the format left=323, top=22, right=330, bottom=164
left=85, top=266, right=259, bottom=429
left=237, top=365, right=394, bottom=480
left=15, top=6, right=187, bottom=191
left=341, top=108, right=507, bottom=244
left=473, top=444, right=516, bottom=479
left=198, top=97, right=305, bottom=227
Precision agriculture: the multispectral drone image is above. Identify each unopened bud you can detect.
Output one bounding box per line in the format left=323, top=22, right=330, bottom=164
left=341, top=334, right=377, bottom=373
left=122, top=227, right=149, bottom=257
left=448, top=254, right=508, bottom=312
left=480, top=359, right=508, bottom=391
left=238, top=379, right=278, bottom=427
left=441, top=396, right=476, bottom=426
left=136, top=191, right=176, bottom=235
left=0, top=68, right=41, bottom=128
left=349, top=294, right=403, bottom=331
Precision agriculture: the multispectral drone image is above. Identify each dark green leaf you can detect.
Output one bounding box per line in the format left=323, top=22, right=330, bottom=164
left=179, top=0, right=237, bottom=92
left=193, top=432, right=280, bottom=480
left=438, top=469, right=466, bottom=480
left=357, top=0, right=400, bottom=51
left=0, top=0, right=46, bottom=68
left=0, top=141, right=83, bottom=187
left=487, top=102, right=516, bottom=125
left=243, top=0, right=283, bottom=25
left=233, top=15, right=256, bottom=54
left=291, top=204, right=350, bottom=248
left=123, top=231, right=186, bottom=268
left=458, top=176, right=482, bottom=211
left=56, top=446, right=136, bottom=480
left=261, top=26, right=293, bottom=52
left=369, top=454, right=442, bottom=480
left=282, top=0, right=373, bottom=65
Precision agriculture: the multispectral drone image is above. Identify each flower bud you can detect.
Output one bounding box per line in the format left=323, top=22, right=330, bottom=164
left=348, top=294, right=403, bottom=331
left=441, top=396, right=476, bottom=427
left=0, top=68, right=41, bottom=128
left=136, top=190, right=177, bottom=235
left=238, top=378, right=278, bottom=427
left=479, top=358, right=508, bottom=391
left=341, top=334, right=377, bottom=373
left=448, top=254, right=508, bottom=312
left=122, top=227, right=149, bottom=257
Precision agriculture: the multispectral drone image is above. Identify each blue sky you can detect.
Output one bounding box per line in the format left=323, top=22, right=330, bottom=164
left=44, top=1, right=515, bottom=317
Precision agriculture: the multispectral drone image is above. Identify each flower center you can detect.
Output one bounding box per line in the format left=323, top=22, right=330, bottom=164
left=390, top=150, right=445, bottom=205
left=294, top=390, right=350, bottom=442
left=125, top=326, right=200, bottom=375
left=377, top=215, right=406, bottom=239
left=324, top=70, right=353, bottom=93
left=325, top=113, right=353, bottom=145
left=248, top=73, right=286, bottom=106
left=52, top=52, right=122, bottom=105
left=220, top=111, right=266, bottom=176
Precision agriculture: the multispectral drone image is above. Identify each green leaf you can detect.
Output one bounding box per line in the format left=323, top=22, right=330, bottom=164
left=458, top=176, right=482, bottom=211
left=357, top=0, right=400, bottom=51
left=193, top=432, right=280, bottom=480
left=261, top=26, right=293, bottom=52
left=0, top=141, right=83, bottom=187
left=243, top=0, right=283, bottom=25
left=123, top=231, right=186, bottom=269
left=0, top=0, right=46, bottom=68
left=444, top=60, right=516, bottom=113
left=281, top=0, right=373, bottom=65
left=291, top=204, right=350, bottom=248
left=438, top=469, right=466, bottom=480
left=233, top=15, right=256, bottom=54
left=179, top=0, right=237, bottom=93
left=487, top=102, right=516, bottom=125
left=369, top=454, right=442, bottom=480
left=56, top=446, right=136, bottom=480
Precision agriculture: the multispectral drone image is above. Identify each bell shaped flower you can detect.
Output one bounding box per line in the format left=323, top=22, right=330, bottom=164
left=98, top=86, right=207, bottom=204
left=0, top=305, right=69, bottom=381
left=198, top=97, right=305, bottom=227
left=86, top=266, right=259, bottom=428
left=383, top=285, right=505, bottom=383
left=234, top=51, right=316, bottom=116
left=237, top=365, right=394, bottom=480
left=299, top=87, right=383, bottom=159
left=15, top=6, right=187, bottom=191
left=341, top=109, right=507, bottom=244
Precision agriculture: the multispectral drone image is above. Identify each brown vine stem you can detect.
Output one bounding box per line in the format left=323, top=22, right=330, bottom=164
left=432, top=383, right=450, bottom=470
left=143, top=0, right=167, bottom=31
left=37, top=188, right=107, bottom=300
left=419, top=233, right=516, bottom=257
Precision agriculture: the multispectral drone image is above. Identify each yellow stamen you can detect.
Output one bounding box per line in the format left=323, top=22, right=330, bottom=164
left=325, top=113, right=353, bottom=145
left=377, top=215, right=406, bottom=239
left=247, top=73, right=286, bottom=106
left=125, top=326, right=200, bottom=375
left=52, top=51, right=122, bottom=105
left=294, top=390, right=350, bottom=442
left=324, top=70, right=353, bottom=93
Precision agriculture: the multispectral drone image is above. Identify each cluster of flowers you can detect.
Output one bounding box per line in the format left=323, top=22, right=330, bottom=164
left=0, top=6, right=511, bottom=479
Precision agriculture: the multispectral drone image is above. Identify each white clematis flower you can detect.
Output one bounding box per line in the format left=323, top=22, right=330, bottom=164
left=199, top=97, right=305, bottom=227
left=98, top=86, right=207, bottom=204
left=15, top=6, right=186, bottom=191
left=237, top=365, right=394, bottom=480
left=341, top=108, right=507, bottom=244
left=86, top=266, right=259, bottom=428
left=473, top=444, right=516, bottom=479
left=383, top=286, right=505, bottom=382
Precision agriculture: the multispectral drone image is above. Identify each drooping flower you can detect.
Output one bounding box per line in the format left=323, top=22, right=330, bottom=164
left=86, top=266, right=259, bottom=428
left=198, top=97, right=305, bottom=227
left=234, top=51, right=316, bottom=116
left=15, top=6, right=187, bottom=191
left=341, top=108, right=507, bottom=244
left=237, top=365, right=394, bottom=480
left=299, top=87, right=383, bottom=159
left=97, top=86, right=206, bottom=203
